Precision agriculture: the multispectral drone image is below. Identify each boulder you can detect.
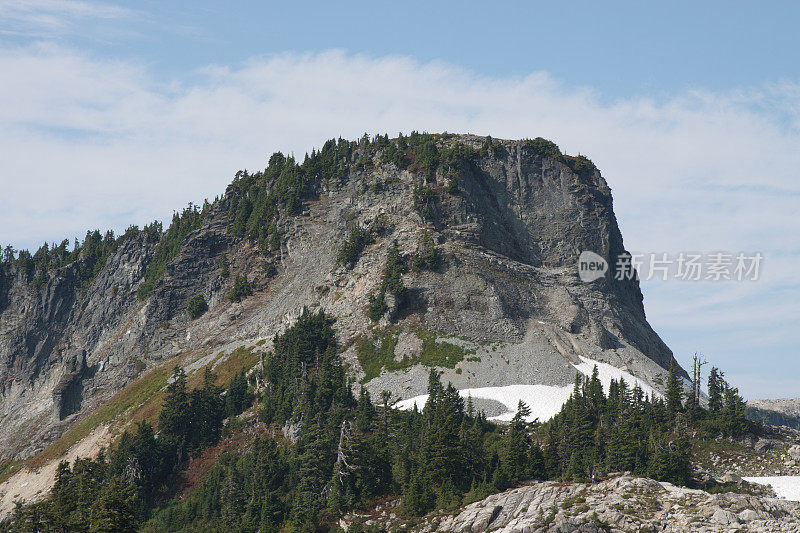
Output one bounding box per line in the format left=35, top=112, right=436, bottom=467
left=787, top=444, right=800, bottom=462
left=711, top=508, right=740, bottom=526
left=721, top=472, right=742, bottom=484
left=738, top=509, right=761, bottom=522
left=755, top=438, right=778, bottom=454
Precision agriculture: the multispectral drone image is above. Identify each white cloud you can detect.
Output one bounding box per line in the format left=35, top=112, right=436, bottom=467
left=0, top=46, right=798, bottom=398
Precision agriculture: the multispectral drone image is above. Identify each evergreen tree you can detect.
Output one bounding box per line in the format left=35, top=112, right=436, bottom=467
left=225, top=370, right=251, bottom=417
left=665, top=359, right=684, bottom=416
left=159, top=367, right=190, bottom=467
left=722, top=383, right=747, bottom=436
left=88, top=477, right=139, bottom=533
left=707, top=367, right=723, bottom=413
left=503, top=401, right=531, bottom=482
left=188, top=368, right=225, bottom=453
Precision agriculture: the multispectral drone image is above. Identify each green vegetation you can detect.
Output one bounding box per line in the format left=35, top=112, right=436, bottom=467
left=0, top=133, right=589, bottom=308
left=261, top=260, right=277, bottom=278
left=541, top=362, right=750, bottom=486
left=218, top=253, right=229, bottom=277
left=27, top=361, right=175, bottom=471
left=523, top=137, right=597, bottom=177
left=0, top=262, right=8, bottom=310
left=414, top=136, right=439, bottom=181
left=356, top=331, right=400, bottom=382
left=356, top=328, right=471, bottom=382
left=367, top=291, right=388, bottom=321
left=228, top=273, right=252, bottom=302
left=337, top=223, right=373, bottom=267
left=226, top=139, right=357, bottom=248
left=446, top=176, right=459, bottom=194
left=186, top=294, right=208, bottom=319
left=543, top=367, right=691, bottom=486
left=479, top=135, right=503, bottom=158
left=366, top=240, right=407, bottom=321
left=412, top=234, right=442, bottom=271
left=415, top=329, right=471, bottom=368
left=0, top=133, right=756, bottom=532
left=4, top=363, right=253, bottom=532
left=0, top=460, right=21, bottom=485
left=10, top=459, right=141, bottom=532
left=412, top=183, right=437, bottom=220
left=524, top=136, right=563, bottom=159
left=381, top=240, right=406, bottom=300
left=225, top=370, right=251, bottom=418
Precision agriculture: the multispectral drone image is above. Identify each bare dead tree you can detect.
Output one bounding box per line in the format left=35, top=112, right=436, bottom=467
left=323, top=418, right=353, bottom=498
left=691, top=352, right=708, bottom=404
left=334, top=418, right=354, bottom=480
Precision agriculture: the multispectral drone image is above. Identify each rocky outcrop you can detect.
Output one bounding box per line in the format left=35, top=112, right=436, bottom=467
left=51, top=349, right=87, bottom=421
left=748, top=399, right=800, bottom=430
left=0, top=134, right=676, bottom=462
left=349, top=476, right=800, bottom=532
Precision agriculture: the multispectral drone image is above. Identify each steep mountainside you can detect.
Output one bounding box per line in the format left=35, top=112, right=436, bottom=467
left=0, top=133, right=674, bottom=464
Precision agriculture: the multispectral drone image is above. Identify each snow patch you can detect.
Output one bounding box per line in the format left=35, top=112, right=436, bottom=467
left=394, top=356, right=660, bottom=422
left=573, top=356, right=660, bottom=399
left=743, top=476, right=800, bottom=502
left=394, top=384, right=574, bottom=423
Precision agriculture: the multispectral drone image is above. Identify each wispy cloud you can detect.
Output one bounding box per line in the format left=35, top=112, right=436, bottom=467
left=0, top=0, right=136, bottom=38
left=0, top=46, right=797, bottom=398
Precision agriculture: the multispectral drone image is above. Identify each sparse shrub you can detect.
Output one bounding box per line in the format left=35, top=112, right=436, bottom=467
left=229, top=273, right=252, bottom=302
left=218, top=253, right=229, bottom=277
left=381, top=240, right=406, bottom=304
left=371, top=213, right=391, bottom=236
left=133, top=359, right=147, bottom=376
left=338, top=224, right=373, bottom=268
left=262, top=260, right=277, bottom=278
left=413, top=184, right=436, bottom=220
left=368, top=291, right=388, bottom=321
left=186, top=294, right=208, bottom=319
left=413, top=235, right=442, bottom=271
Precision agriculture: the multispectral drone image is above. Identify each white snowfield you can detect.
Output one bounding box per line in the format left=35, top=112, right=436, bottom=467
left=743, top=477, right=800, bottom=502
left=394, top=356, right=661, bottom=423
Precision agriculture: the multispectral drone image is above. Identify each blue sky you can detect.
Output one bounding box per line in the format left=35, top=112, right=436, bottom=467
left=1, top=1, right=798, bottom=398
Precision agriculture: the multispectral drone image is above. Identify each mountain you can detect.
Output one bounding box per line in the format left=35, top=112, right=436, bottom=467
left=0, top=133, right=675, bottom=464
left=1, top=133, right=794, bottom=533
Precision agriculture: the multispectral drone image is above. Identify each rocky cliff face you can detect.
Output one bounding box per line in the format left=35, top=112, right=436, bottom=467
left=0, top=134, right=674, bottom=462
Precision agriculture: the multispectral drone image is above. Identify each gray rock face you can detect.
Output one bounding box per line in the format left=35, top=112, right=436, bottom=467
left=750, top=399, right=800, bottom=419
left=0, top=134, right=676, bottom=462
left=356, top=475, right=800, bottom=533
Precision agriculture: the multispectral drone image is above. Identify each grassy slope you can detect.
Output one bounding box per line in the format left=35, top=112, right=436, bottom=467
left=0, top=345, right=261, bottom=484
